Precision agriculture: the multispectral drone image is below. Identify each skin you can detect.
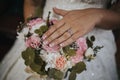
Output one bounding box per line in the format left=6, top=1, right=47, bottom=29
left=24, top=0, right=120, bottom=47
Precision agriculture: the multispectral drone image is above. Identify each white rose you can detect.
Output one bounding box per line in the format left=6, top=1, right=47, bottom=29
left=85, top=48, right=94, bottom=57
left=40, top=52, right=61, bottom=71
left=17, top=27, right=29, bottom=40
left=22, top=27, right=29, bottom=35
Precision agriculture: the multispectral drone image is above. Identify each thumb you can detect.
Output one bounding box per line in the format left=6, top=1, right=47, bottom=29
left=53, top=7, right=69, bottom=16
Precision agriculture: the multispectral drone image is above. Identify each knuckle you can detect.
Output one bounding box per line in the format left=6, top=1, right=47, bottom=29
left=52, top=32, right=59, bottom=38
left=71, top=36, right=76, bottom=41
left=55, top=38, right=60, bottom=44
left=46, top=38, right=51, bottom=42
left=56, top=30, right=62, bottom=35
left=64, top=32, right=70, bottom=38
left=69, top=38, right=74, bottom=43
left=60, top=36, right=67, bottom=42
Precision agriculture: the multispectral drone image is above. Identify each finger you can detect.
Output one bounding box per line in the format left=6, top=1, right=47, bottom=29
left=49, top=31, right=72, bottom=47
left=43, top=24, right=71, bottom=45
left=53, top=7, right=69, bottom=16
left=60, top=32, right=81, bottom=47
left=42, top=19, right=65, bottom=40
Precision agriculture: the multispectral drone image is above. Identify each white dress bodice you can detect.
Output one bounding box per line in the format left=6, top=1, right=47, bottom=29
left=43, top=0, right=116, bottom=19
left=0, top=0, right=118, bottom=80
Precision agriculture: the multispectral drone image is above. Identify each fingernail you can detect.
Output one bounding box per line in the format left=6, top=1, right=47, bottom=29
left=49, top=43, right=55, bottom=47
left=60, top=43, right=64, bottom=47
left=42, top=35, right=46, bottom=40
left=43, top=41, right=48, bottom=45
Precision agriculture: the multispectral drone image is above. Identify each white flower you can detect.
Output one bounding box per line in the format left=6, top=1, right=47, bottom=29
left=45, top=62, right=55, bottom=71
left=40, top=51, right=61, bottom=71
left=85, top=48, right=94, bottom=57
left=65, top=61, right=73, bottom=69
left=17, top=27, right=29, bottom=40
left=22, top=27, right=29, bottom=35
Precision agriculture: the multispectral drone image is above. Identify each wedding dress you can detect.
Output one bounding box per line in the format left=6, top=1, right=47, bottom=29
left=0, top=0, right=118, bottom=80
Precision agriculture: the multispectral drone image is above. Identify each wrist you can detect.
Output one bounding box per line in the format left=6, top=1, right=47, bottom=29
left=91, top=8, right=107, bottom=28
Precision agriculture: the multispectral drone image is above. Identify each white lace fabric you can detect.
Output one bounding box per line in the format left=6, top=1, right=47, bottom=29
left=0, top=0, right=118, bottom=80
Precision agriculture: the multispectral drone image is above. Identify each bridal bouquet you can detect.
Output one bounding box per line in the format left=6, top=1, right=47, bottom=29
left=17, top=12, right=103, bottom=80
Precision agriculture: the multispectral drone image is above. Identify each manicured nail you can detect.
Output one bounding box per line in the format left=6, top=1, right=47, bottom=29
left=49, top=43, right=55, bottom=47
left=60, top=43, right=64, bottom=47
left=43, top=41, right=48, bottom=45
left=42, top=35, right=47, bottom=40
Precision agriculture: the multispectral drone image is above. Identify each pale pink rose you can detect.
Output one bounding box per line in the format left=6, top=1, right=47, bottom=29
left=71, top=50, right=83, bottom=64
left=71, top=38, right=87, bottom=64
left=55, top=56, right=66, bottom=70
left=25, top=35, right=41, bottom=48
left=42, top=45, right=60, bottom=53
left=27, top=18, right=44, bottom=28
left=76, top=37, right=87, bottom=54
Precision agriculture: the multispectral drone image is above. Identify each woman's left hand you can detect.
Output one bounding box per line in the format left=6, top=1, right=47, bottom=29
left=42, top=8, right=103, bottom=47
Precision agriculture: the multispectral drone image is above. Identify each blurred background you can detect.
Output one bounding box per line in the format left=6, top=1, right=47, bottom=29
left=0, top=0, right=23, bottom=61
left=0, top=0, right=120, bottom=79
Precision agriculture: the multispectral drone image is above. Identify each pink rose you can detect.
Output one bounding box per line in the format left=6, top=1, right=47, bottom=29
left=25, top=35, right=41, bottom=49
left=76, top=37, right=87, bottom=54
left=71, top=38, right=87, bottom=64
left=55, top=56, right=66, bottom=70
left=71, top=50, right=83, bottom=64
left=27, top=18, right=44, bottom=28
left=42, top=45, right=60, bottom=53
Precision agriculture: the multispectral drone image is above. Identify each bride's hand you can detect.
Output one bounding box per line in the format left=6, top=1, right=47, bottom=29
left=42, top=8, right=103, bottom=47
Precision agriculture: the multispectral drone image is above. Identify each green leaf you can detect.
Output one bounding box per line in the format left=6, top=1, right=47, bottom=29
left=63, top=46, right=76, bottom=56
left=35, top=25, right=48, bottom=36
left=22, top=48, right=35, bottom=66
left=86, top=37, right=93, bottom=48
left=22, top=47, right=47, bottom=75
left=34, top=54, right=44, bottom=65
left=41, top=25, right=48, bottom=33
left=34, top=54, right=47, bottom=75
left=38, top=63, right=47, bottom=75
left=35, top=49, right=41, bottom=55
left=30, top=62, right=47, bottom=75
left=72, top=62, right=86, bottom=74
left=90, top=35, right=95, bottom=42
left=24, top=59, right=32, bottom=66
left=93, top=46, right=103, bottom=54
left=69, top=71, right=76, bottom=80
left=48, top=68, right=64, bottom=80
left=30, top=62, right=41, bottom=73
left=34, top=29, right=40, bottom=34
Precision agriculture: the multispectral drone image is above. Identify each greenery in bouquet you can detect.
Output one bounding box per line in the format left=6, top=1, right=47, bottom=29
left=17, top=12, right=103, bottom=80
